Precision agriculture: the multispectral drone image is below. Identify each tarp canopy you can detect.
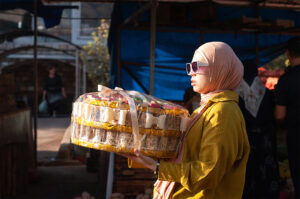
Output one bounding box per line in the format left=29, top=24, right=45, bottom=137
left=108, top=1, right=300, bottom=101
left=0, top=0, right=76, bottom=28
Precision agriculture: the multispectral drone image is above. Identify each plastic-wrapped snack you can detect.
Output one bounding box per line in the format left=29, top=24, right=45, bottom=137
left=71, top=85, right=190, bottom=158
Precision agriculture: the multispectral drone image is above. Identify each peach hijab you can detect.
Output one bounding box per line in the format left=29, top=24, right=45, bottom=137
left=192, top=41, right=244, bottom=92
left=153, top=42, right=244, bottom=199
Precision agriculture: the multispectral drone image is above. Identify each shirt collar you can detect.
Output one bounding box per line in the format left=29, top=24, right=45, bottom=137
left=208, top=90, right=239, bottom=104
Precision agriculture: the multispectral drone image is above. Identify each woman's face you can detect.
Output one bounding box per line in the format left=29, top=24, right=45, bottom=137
left=49, top=67, right=56, bottom=76
left=190, top=69, right=210, bottom=94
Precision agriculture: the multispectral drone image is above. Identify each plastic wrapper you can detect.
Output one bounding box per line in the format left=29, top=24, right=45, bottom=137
left=71, top=85, right=190, bottom=158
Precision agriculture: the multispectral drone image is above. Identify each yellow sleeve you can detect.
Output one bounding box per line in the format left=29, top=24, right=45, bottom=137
left=157, top=102, right=246, bottom=191
left=128, top=159, right=148, bottom=168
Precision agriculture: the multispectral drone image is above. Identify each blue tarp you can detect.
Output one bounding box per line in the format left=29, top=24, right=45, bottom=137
left=109, top=2, right=299, bottom=101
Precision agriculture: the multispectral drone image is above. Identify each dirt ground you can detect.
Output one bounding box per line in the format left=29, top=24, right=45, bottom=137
left=3, top=117, right=100, bottom=199
left=37, top=117, right=71, bottom=162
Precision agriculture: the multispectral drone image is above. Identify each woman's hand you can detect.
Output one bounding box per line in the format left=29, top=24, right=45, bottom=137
left=62, top=88, right=67, bottom=98
left=43, top=90, right=47, bottom=101
left=117, top=149, right=157, bottom=171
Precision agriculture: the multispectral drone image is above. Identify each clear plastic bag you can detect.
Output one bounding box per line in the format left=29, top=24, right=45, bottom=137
left=38, top=100, right=48, bottom=113
left=70, top=86, right=190, bottom=158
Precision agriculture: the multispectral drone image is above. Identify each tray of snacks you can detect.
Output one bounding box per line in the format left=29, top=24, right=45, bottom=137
left=71, top=85, right=190, bottom=158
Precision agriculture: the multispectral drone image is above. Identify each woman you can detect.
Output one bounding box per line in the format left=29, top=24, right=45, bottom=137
left=123, top=42, right=250, bottom=199
left=43, top=66, right=66, bottom=117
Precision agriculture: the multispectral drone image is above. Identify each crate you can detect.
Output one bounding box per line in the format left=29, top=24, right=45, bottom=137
left=113, top=155, right=155, bottom=198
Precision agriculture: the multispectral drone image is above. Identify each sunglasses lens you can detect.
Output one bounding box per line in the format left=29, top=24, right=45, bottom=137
left=192, top=62, right=198, bottom=73
left=186, top=63, right=191, bottom=74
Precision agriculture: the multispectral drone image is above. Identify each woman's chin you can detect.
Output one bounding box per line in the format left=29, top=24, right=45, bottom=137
left=195, top=89, right=209, bottom=94
left=192, top=87, right=200, bottom=93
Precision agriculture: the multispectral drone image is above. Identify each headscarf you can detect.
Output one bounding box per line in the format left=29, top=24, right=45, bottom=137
left=192, top=41, right=244, bottom=92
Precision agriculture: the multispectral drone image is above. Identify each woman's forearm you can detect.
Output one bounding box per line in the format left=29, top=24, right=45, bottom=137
left=62, top=87, right=66, bottom=98
left=43, top=90, right=47, bottom=100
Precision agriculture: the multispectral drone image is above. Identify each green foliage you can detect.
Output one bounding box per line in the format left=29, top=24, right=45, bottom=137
left=80, top=22, right=110, bottom=90
left=265, top=54, right=289, bottom=69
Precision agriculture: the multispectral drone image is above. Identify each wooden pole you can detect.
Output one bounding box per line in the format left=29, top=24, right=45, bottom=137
left=149, top=0, right=157, bottom=95
left=121, top=2, right=152, bottom=26
left=33, top=0, right=38, bottom=168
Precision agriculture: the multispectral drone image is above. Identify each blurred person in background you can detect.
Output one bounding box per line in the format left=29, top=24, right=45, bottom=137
left=237, top=59, right=280, bottom=199
left=43, top=66, right=66, bottom=117
left=275, top=37, right=300, bottom=199
left=183, top=86, right=201, bottom=114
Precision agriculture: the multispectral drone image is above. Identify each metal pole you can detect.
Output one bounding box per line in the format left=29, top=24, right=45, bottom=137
left=78, top=59, right=82, bottom=95
left=83, top=63, right=86, bottom=93
left=105, top=152, right=115, bottom=199
left=33, top=0, right=38, bottom=168
left=75, top=50, right=79, bottom=98
left=149, top=0, right=157, bottom=95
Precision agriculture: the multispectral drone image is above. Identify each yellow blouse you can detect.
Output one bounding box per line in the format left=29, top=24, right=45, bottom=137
left=158, top=90, right=250, bottom=199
